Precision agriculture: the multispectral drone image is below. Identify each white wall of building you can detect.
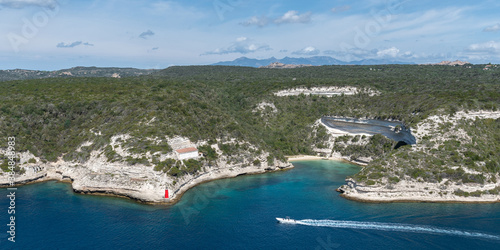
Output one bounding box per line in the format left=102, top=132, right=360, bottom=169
left=177, top=151, right=198, bottom=160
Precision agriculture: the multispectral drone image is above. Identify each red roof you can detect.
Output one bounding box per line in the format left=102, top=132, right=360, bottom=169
left=175, top=147, right=198, bottom=154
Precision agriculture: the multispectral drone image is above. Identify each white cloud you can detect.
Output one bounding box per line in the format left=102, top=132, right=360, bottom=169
left=374, top=7, right=469, bottom=43
left=203, top=37, right=272, bottom=55
left=466, top=41, right=500, bottom=53
left=236, top=37, right=247, bottom=42
left=324, top=47, right=415, bottom=61
left=402, top=51, right=413, bottom=57
left=240, top=16, right=269, bottom=27
left=0, top=0, right=57, bottom=8
left=275, top=10, right=311, bottom=24
left=292, top=46, right=320, bottom=56
left=483, top=23, right=500, bottom=32
left=461, top=41, right=500, bottom=62
left=377, top=47, right=400, bottom=57
left=151, top=1, right=172, bottom=12
left=241, top=10, right=311, bottom=27
left=331, top=5, right=350, bottom=13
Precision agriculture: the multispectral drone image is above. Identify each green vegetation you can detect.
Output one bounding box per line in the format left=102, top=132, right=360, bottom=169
left=353, top=117, right=500, bottom=185
left=183, top=159, right=202, bottom=175
left=125, top=156, right=150, bottom=166
left=122, top=137, right=172, bottom=155
left=153, top=158, right=203, bottom=177
left=366, top=180, right=376, bottom=185
left=0, top=159, right=9, bottom=172
left=454, top=188, right=494, bottom=197
left=0, top=158, right=23, bottom=174
left=333, top=134, right=397, bottom=160
left=103, top=145, right=122, bottom=162
left=0, top=65, right=498, bottom=183
left=154, top=159, right=177, bottom=173
left=0, top=67, right=156, bottom=82
left=198, top=145, right=217, bottom=162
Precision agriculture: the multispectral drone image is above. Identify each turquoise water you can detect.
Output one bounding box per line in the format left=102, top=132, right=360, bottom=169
left=1, top=160, right=500, bottom=249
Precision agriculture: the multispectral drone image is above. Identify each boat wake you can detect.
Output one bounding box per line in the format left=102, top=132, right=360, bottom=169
left=292, top=219, right=500, bottom=241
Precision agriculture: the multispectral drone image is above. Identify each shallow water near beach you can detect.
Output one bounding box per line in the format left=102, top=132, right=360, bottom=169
left=1, top=160, right=499, bottom=249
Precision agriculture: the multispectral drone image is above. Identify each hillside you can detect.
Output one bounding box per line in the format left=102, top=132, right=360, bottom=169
left=0, top=64, right=499, bottom=203
left=0, top=67, right=157, bottom=82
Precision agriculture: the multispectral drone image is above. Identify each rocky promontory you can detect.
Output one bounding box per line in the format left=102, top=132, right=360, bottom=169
left=333, top=111, right=500, bottom=203
left=0, top=138, right=292, bottom=204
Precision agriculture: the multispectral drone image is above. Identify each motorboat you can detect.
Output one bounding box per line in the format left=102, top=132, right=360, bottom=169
left=276, top=217, right=297, bottom=224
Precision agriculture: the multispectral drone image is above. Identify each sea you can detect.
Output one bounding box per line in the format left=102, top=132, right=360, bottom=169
left=1, top=160, right=499, bottom=249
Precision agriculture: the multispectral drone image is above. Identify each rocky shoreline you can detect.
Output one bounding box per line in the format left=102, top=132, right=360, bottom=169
left=2, top=111, right=499, bottom=205
left=329, top=111, right=500, bottom=204
left=0, top=150, right=292, bottom=205
left=4, top=156, right=498, bottom=205
left=337, top=178, right=500, bottom=203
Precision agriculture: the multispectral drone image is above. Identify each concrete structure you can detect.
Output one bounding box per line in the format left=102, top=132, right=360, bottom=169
left=175, top=147, right=198, bottom=160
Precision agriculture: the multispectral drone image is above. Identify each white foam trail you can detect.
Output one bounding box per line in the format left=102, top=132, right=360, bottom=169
left=295, top=219, right=500, bottom=241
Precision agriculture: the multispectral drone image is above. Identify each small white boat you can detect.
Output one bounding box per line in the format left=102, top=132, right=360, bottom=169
left=276, top=217, right=297, bottom=224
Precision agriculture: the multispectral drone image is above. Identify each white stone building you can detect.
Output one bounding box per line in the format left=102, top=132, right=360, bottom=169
left=175, top=147, right=198, bottom=160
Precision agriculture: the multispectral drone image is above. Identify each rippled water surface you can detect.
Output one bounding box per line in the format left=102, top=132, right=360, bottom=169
left=1, top=160, right=499, bottom=249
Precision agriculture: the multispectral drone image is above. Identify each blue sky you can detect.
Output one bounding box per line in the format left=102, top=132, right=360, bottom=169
left=1, top=0, right=500, bottom=70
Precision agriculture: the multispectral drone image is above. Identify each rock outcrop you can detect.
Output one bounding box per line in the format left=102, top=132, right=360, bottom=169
left=0, top=138, right=292, bottom=204
left=259, top=62, right=312, bottom=69
left=338, top=178, right=500, bottom=203
left=338, top=110, right=500, bottom=203
left=426, top=60, right=471, bottom=66
left=274, top=86, right=380, bottom=97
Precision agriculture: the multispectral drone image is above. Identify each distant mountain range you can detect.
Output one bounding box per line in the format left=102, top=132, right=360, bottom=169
left=212, top=56, right=415, bottom=67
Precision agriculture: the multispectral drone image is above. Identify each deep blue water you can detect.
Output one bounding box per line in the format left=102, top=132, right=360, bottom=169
left=1, top=160, right=500, bottom=249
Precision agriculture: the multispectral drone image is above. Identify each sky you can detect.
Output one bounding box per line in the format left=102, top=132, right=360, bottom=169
left=1, top=0, right=500, bottom=70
